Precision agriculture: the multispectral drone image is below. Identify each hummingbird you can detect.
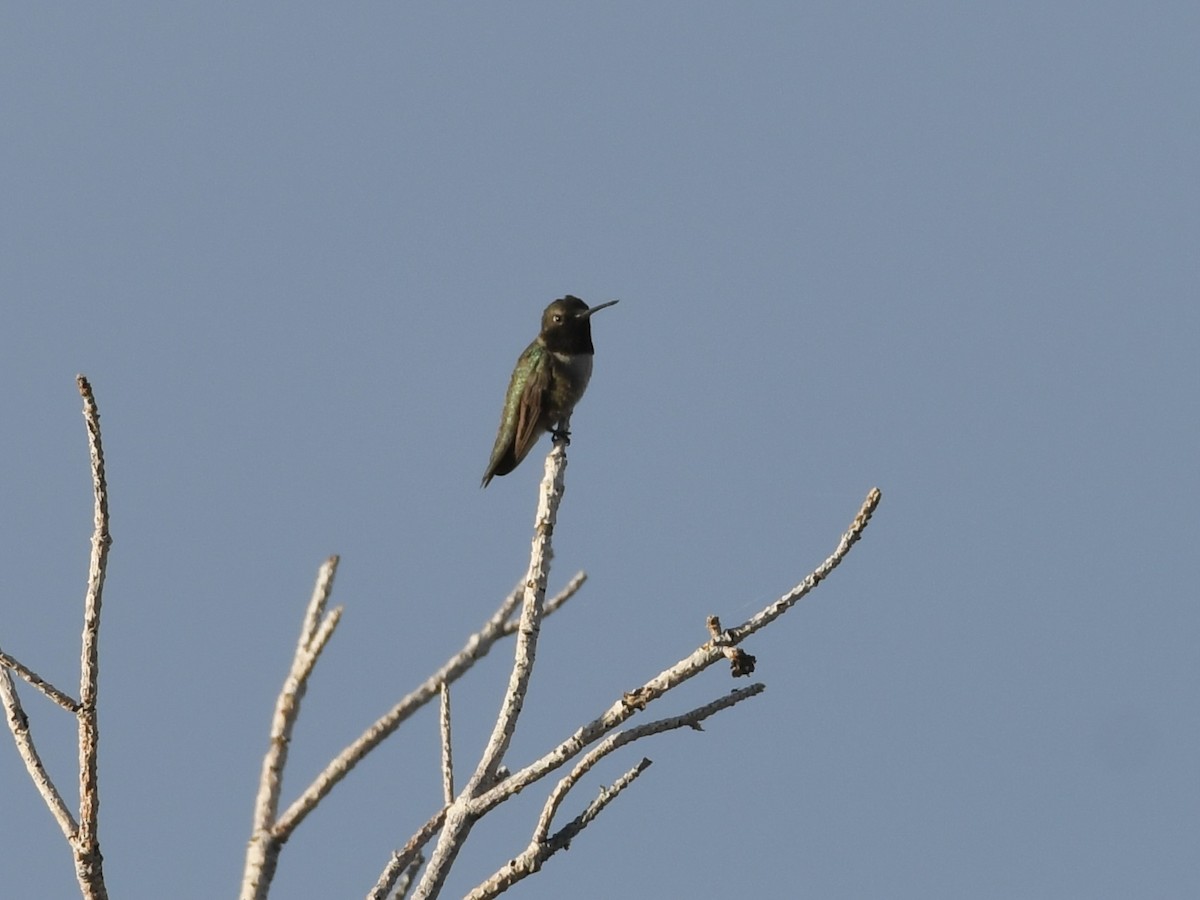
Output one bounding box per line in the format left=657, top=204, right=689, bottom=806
left=481, top=295, right=619, bottom=487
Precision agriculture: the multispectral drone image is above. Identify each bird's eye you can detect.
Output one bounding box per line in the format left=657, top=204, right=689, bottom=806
left=553, top=314, right=563, bottom=323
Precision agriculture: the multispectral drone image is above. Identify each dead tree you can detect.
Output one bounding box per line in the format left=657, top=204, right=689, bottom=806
left=1, top=377, right=881, bottom=899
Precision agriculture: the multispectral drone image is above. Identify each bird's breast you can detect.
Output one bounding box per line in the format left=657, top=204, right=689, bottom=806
left=553, top=350, right=593, bottom=385
left=550, top=351, right=594, bottom=411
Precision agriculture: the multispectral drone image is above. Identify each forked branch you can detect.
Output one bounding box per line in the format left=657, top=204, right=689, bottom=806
left=371, top=438, right=881, bottom=900
left=241, top=451, right=588, bottom=898
left=0, top=375, right=112, bottom=900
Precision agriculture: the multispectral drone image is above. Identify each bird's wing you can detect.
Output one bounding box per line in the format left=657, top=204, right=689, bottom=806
left=511, top=348, right=551, bottom=467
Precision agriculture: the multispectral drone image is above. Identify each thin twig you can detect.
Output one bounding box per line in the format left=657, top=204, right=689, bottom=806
left=727, top=487, right=882, bottom=643
left=0, top=666, right=78, bottom=838
left=468, top=687, right=766, bottom=899
left=0, top=650, right=80, bottom=712
left=534, top=684, right=765, bottom=843
left=391, top=854, right=424, bottom=900
left=465, top=760, right=652, bottom=900
left=501, top=570, right=586, bottom=635
left=73, top=375, right=111, bottom=900
left=439, top=681, right=454, bottom=805
left=551, top=756, right=651, bottom=843
left=367, top=806, right=447, bottom=900
left=299, top=553, right=337, bottom=650
left=242, top=556, right=342, bottom=900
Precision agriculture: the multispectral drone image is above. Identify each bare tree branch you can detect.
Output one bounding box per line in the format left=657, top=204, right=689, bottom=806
left=0, top=377, right=114, bottom=898
left=465, top=487, right=882, bottom=825
left=444, top=488, right=883, bottom=896
left=271, top=567, right=584, bottom=847
left=244, top=536, right=587, bottom=896
left=547, top=757, right=649, bottom=846
left=439, top=681, right=454, bottom=805
left=501, top=570, right=586, bottom=635
left=368, top=807, right=447, bottom=900
left=533, top=684, right=765, bottom=844
left=371, top=480, right=880, bottom=899
left=391, top=853, right=424, bottom=900
left=241, top=558, right=585, bottom=899
left=0, top=664, right=79, bottom=838
left=0, top=649, right=80, bottom=712
left=242, top=556, right=343, bottom=900
left=462, top=686, right=765, bottom=899
left=410, top=441, right=569, bottom=900
left=727, top=486, right=881, bottom=643
left=361, top=568, right=591, bottom=900
left=465, top=759, right=652, bottom=900
left=71, top=375, right=112, bottom=900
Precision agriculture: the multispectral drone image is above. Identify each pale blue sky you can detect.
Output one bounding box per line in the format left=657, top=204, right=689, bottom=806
left=2, top=4, right=1196, bottom=898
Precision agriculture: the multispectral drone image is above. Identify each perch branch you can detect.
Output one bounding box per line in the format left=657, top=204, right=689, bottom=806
left=409, top=442, right=569, bottom=900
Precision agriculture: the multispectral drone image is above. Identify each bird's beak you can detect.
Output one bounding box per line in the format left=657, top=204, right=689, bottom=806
left=582, top=299, right=619, bottom=317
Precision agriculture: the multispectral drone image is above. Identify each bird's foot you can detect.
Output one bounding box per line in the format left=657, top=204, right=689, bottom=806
left=551, top=428, right=572, bottom=446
